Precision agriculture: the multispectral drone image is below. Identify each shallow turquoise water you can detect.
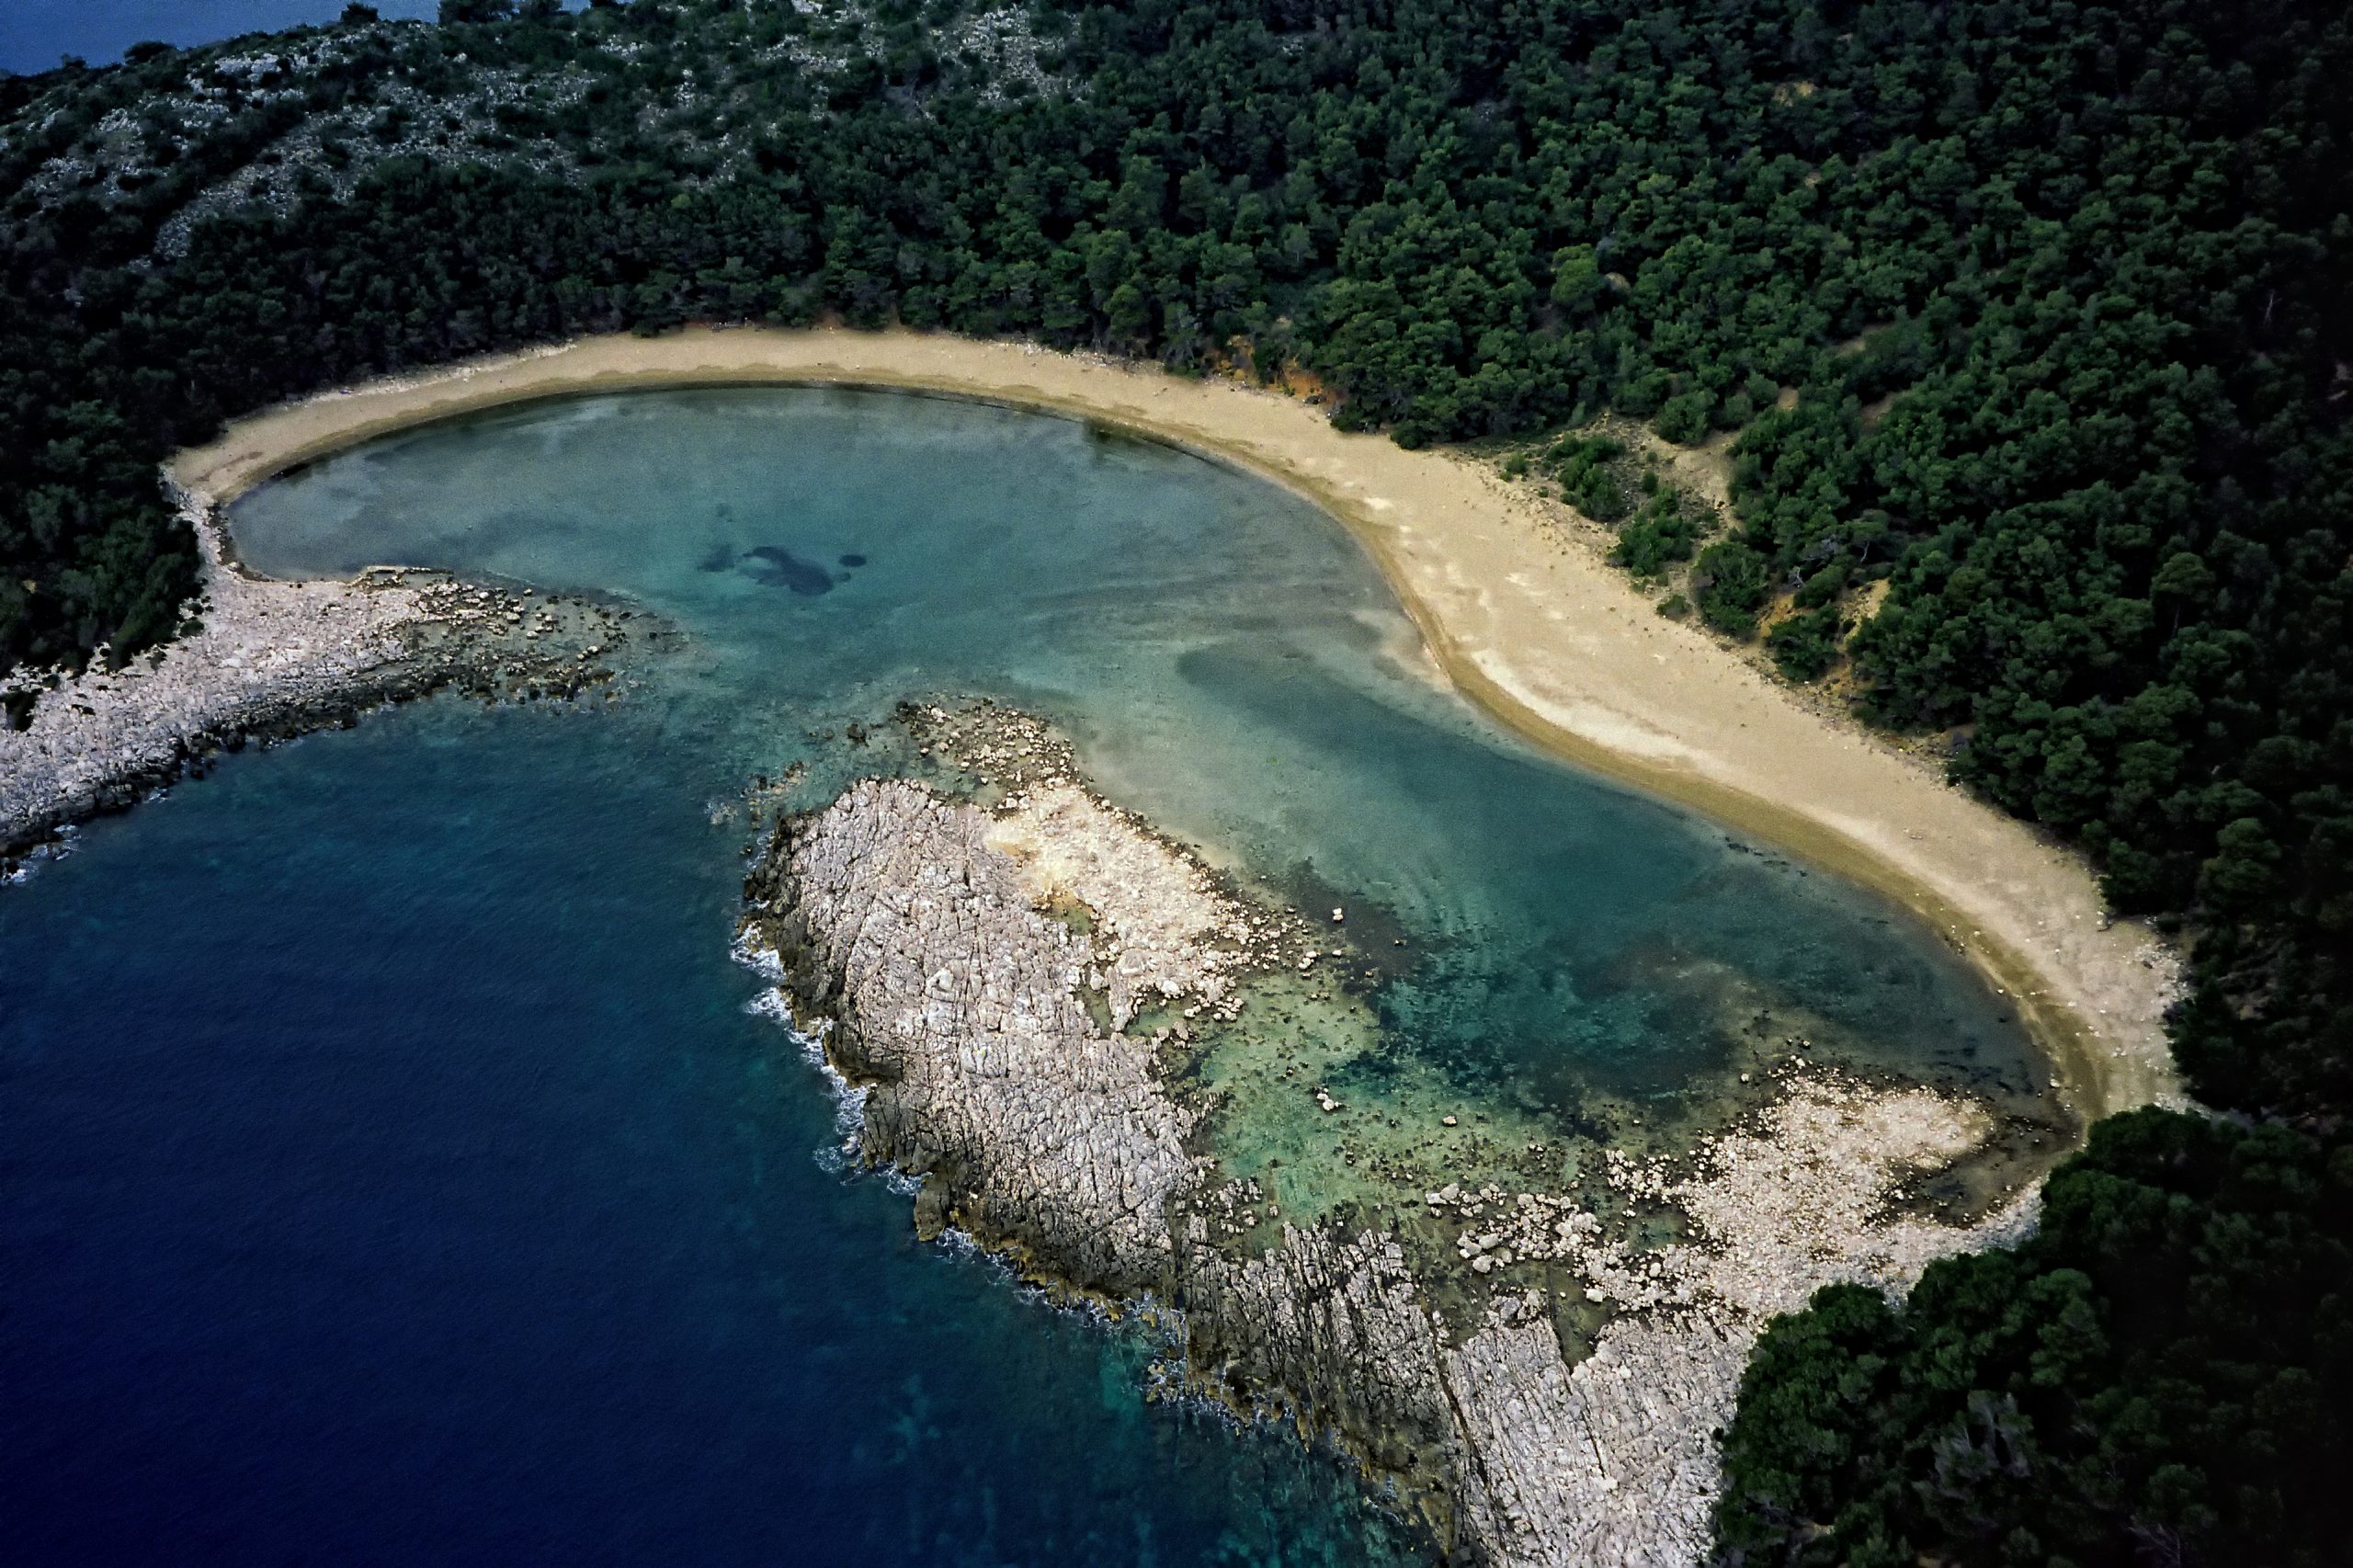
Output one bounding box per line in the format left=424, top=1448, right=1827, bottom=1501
left=2, top=387, right=2048, bottom=1563
left=233, top=388, right=2046, bottom=1111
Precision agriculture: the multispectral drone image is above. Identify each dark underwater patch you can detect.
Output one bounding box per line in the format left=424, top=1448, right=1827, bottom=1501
left=739, top=545, right=837, bottom=595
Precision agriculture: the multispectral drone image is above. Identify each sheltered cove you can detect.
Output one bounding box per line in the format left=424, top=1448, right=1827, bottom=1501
left=153, top=324, right=2180, bottom=1122
left=0, top=324, right=2191, bottom=1562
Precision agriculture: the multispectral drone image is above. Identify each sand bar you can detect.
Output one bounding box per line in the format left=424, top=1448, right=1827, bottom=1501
left=168, top=324, right=2181, bottom=1119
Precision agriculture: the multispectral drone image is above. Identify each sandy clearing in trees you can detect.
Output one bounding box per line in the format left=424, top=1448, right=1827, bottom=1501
left=169, top=324, right=2183, bottom=1119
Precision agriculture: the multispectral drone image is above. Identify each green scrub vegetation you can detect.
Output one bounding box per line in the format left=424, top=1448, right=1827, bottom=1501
left=3, top=2, right=2346, bottom=1560
left=1713, top=1110, right=2352, bottom=1568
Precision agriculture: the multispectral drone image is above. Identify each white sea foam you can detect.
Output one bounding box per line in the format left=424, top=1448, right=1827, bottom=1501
left=733, top=946, right=873, bottom=1173
left=3, top=823, right=79, bottom=885
left=729, top=933, right=786, bottom=981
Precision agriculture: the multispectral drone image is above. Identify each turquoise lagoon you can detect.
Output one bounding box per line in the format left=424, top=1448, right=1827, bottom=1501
left=1, top=387, right=2053, bottom=1563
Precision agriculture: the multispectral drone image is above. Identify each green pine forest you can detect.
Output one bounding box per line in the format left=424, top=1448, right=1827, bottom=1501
left=4, top=1, right=2347, bottom=1561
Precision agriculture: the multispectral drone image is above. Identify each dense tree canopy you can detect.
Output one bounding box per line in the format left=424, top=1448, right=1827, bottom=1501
left=1713, top=1110, right=2352, bottom=1567
left=5, top=2, right=2347, bottom=1560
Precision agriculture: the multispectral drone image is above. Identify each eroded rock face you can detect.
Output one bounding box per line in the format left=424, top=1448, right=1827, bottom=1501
left=1179, top=1224, right=1460, bottom=1483
left=1444, top=1309, right=1750, bottom=1565
left=740, top=705, right=2049, bottom=1568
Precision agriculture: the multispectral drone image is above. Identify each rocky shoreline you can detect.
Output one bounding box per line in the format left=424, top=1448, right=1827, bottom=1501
left=740, top=702, right=2044, bottom=1566
left=1, top=483, right=638, bottom=867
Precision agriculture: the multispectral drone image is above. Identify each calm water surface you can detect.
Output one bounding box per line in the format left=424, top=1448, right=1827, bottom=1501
left=2, top=2, right=447, bottom=74
left=2, top=389, right=2045, bottom=1564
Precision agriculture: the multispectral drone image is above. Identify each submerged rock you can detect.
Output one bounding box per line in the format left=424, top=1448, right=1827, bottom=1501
left=738, top=701, right=2042, bottom=1566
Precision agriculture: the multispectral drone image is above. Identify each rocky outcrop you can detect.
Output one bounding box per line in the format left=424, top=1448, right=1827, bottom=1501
left=1443, top=1307, right=1750, bottom=1564
left=755, top=775, right=1194, bottom=1293
left=1179, top=1223, right=1461, bottom=1483
left=1425, top=1084, right=2036, bottom=1565
left=740, top=703, right=2051, bottom=1567
left=1, top=484, right=633, bottom=862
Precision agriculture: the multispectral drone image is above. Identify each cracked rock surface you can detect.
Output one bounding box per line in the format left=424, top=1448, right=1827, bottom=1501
left=751, top=775, right=1196, bottom=1293
left=1436, top=1084, right=2037, bottom=1565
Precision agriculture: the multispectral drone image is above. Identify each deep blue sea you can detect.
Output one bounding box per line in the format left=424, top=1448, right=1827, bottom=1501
left=2, top=389, right=2049, bottom=1564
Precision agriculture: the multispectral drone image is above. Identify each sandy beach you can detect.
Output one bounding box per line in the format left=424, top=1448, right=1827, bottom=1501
left=163, top=324, right=2181, bottom=1119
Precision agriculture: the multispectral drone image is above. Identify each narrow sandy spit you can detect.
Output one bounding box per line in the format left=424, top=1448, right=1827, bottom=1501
left=167, top=324, right=2181, bottom=1119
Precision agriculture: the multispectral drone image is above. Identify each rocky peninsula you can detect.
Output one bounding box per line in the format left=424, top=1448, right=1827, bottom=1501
left=1, top=483, right=637, bottom=867
left=740, top=702, right=2044, bottom=1566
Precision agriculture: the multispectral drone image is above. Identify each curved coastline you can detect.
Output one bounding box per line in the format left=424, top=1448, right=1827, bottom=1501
left=162, top=324, right=2181, bottom=1124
